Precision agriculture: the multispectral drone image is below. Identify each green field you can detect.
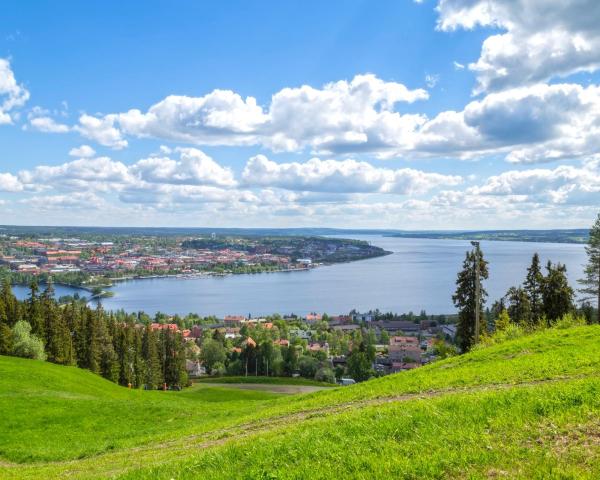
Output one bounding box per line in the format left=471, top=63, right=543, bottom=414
left=2, top=325, right=600, bottom=479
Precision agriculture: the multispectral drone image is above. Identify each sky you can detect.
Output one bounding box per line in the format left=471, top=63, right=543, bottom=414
left=0, top=0, right=599, bottom=229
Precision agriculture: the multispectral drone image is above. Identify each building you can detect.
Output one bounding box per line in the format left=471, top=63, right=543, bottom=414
left=223, top=315, right=246, bottom=327
left=388, top=336, right=422, bottom=363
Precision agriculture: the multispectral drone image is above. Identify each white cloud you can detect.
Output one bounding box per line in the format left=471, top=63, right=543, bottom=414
left=131, top=148, right=236, bottom=188
left=0, top=58, right=29, bottom=124
left=29, top=116, right=70, bottom=133
left=468, top=163, right=600, bottom=205
left=453, top=61, right=465, bottom=70
left=425, top=74, right=440, bottom=88
left=415, top=83, right=600, bottom=163
left=64, top=74, right=600, bottom=164
left=436, top=0, right=600, bottom=93
left=74, top=114, right=128, bottom=149
left=69, top=145, right=96, bottom=158
left=75, top=74, right=428, bottom=157
left=0, top=172, right=23, bottom=192
left=242, top=155, right=461, bottom=194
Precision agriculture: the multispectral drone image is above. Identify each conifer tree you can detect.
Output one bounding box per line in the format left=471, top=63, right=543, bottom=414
left=579, top=213, right=600, bottom=322
left=542, top=261, right=574, bottom=324
left=453, top=243, right=489, bottom=351
left=142, top=325, right=162, bottom=388
left=1, top=278, right=20, bottom=327
left=27, top=280, right=45, bottom=340
left=524, top=253, right=544, bottom=326
left=504, top=286, right=532, bottom=327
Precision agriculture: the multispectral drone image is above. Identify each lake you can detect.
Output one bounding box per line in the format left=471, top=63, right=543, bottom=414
left=12, top=236, right=587, bottom=317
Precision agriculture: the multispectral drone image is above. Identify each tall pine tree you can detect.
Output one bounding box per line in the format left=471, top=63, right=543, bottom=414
left=542, top=261, right=574, bottom=324
left=524, top=253, right=544, bottom=326
left=453, top=243, right=489, bottom=352
left=579, top=213, right=600, bottom=322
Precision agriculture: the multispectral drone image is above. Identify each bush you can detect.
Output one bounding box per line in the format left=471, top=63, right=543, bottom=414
left=553, top=313, right=586, bottom=329
left=314, top=367, right=335, bottom=383
left=12, top=321, right=46, bottom=361
left=212, top=362, right=226, bottom=377
left=298, top=356, right=318, bottom=378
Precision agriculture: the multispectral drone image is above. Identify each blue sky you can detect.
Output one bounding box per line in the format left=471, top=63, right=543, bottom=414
left=0, top=0, right=598, bottom=228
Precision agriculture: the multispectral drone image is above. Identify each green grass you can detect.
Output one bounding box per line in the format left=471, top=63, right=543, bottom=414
left=0, top=357, right=282, bottom=463
left=1, top=325, right=600, bottom=479
left=195, top=375, right=335, bottom=387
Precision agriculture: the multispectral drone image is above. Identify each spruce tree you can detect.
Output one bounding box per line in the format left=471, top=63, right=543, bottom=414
left=1, top=278, right=20, bottom=326
left=524, top=253, right=544, bottom=326
left=142, top=325, right=162, bottom=388
left=27, top=280, right=45, bottom=340
left=504, top=286, right=532, bottom=327
left=579, top=213, right=600, bottom=322
left=542, top=261, right=574, bottom=324
left=453, top=243, right=489, bottom=352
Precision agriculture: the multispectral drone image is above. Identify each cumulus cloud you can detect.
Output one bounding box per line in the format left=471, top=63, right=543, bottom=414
left=62, top=73, right=600, bottom=163
left=69, top=145, right=96, bottom=158
left=415, top=83, right=600, bottom=163
left=242, top=155, right=461, bottom=194
left=131, top=147, right=236, bottom=188
left=16, top=148, right=236, bottom=194
left=0, top=172, right=23, bottom=192
left=468, top=162, right=600, bottom=205
left=436, top=0, right=600, bottom=93
left=74, top=74, right=428, bottom=156
left=0, top=58, right=29, bottom=124
left=74, top=114, right=128, bottom=149
left=29, top=116, right=70, bottom=133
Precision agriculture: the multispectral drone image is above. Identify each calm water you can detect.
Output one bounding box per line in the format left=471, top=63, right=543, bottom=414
left=13, top=236, right=587, bottom=317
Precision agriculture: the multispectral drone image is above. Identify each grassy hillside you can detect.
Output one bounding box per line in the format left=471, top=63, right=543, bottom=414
left=2, top=325, right=600, bottom=479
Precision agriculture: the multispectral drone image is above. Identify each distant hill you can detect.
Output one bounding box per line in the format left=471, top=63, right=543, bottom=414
left=0, top=224, right=591, bottom=243
left=388, top=228, right=590, bottom=244
left=2, top=324, right=600, bottom=478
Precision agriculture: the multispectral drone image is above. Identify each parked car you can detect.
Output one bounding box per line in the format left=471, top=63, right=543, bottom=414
left=339, top=378, right=356, bottom=386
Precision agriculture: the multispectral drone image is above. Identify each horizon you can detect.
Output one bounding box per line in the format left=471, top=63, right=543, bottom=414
left=0, top=224, right=591, bottom=232
left=0, top=0, right=598, bottom=229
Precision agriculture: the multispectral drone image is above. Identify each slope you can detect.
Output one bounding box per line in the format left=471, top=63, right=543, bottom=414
left=1, top=325, right=600, bottom=479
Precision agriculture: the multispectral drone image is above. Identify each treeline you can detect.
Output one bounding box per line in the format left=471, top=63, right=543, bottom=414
left=0, top=280, right=187, bottom=389
left=454, top=212, right=600, bottom=352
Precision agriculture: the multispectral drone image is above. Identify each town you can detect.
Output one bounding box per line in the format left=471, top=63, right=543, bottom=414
left=0, top=229, right=390, bottom=289
left=142, top=308, right=457, bottom=383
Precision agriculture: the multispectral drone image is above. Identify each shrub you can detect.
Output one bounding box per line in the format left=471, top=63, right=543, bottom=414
left=11, top=321, right=46, bottom=361
left=553, top=313, right=586, bottom=329
left=314, top=367, right=335, bottom=383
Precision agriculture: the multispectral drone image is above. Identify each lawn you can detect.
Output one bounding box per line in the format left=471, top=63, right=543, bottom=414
left=1, top=325, right=600, bottom=479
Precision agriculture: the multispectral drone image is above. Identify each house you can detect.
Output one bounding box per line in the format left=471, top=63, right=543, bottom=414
left=391, top=362, right=420, bottom=373
left=185, top=360, right=205, bottom=377
left=388, top=336, right=422, bottom=363
left=275, top=339, right=290, bottom=347
left=332, top=324, right=361, bottom=333
left=223, top=315, right=246, bottom=327
left=305, top=312, right=322, bottom=323
left=373, top=320, right=420, bottom=335
left=190, top=325, right=203, bottom=338
left=351, top=312, right=374, bottom=323
left=150, top=323, right=179, bottom=332
left=441, top=324, right=457, bottom=341
left=289, top=328, right=312, bottom=340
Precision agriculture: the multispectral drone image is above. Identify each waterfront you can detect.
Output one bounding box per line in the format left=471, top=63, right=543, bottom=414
left=13, top=236, right=587, bottom=317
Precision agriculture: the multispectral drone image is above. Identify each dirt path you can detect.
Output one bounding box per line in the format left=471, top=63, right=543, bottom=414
left=202, top=383, right=330, bottom=394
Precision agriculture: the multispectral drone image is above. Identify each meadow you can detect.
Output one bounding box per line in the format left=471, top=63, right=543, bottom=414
left=1, top=325, right=600, bottom=479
